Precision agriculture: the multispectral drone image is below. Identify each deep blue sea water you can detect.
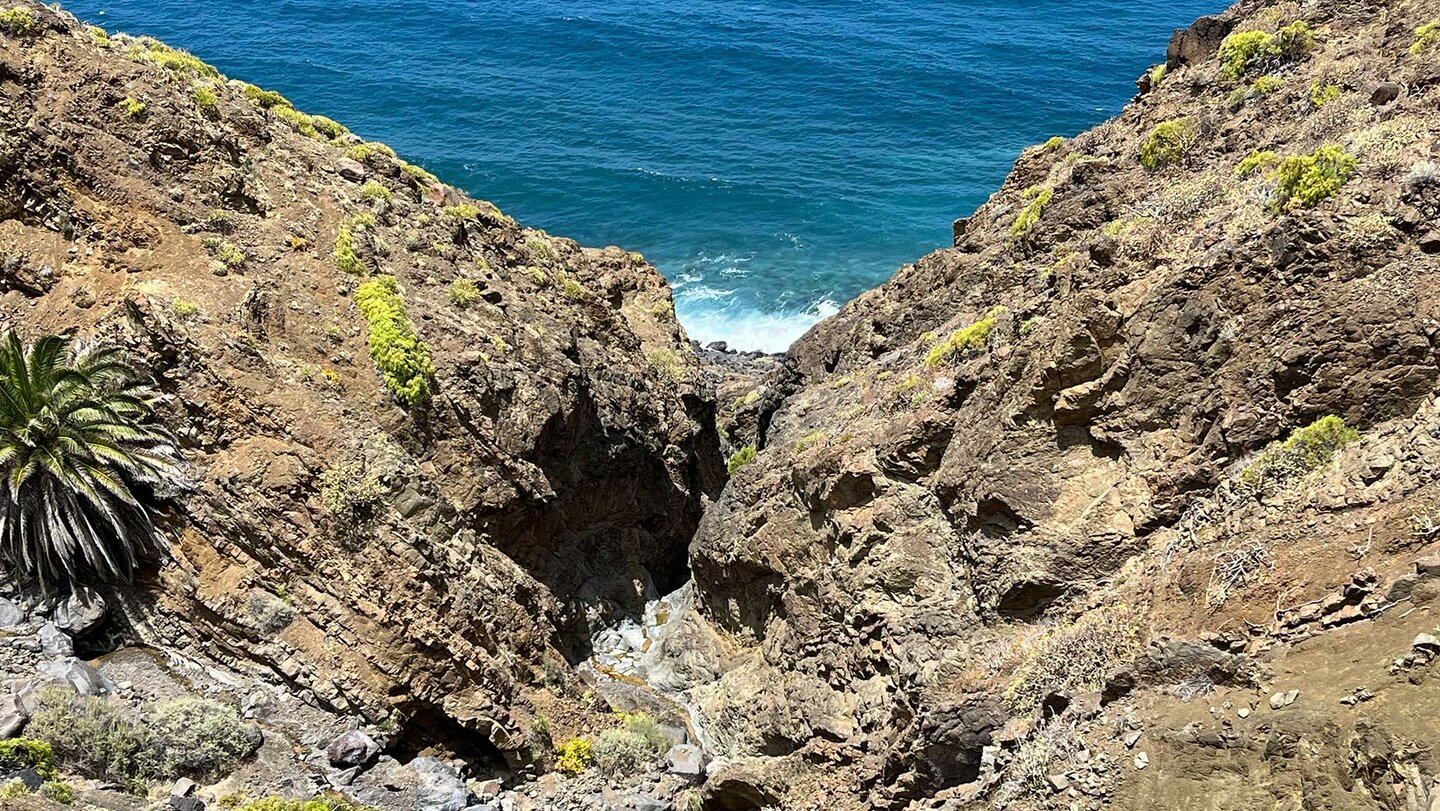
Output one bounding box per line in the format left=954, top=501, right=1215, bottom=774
left=64, top=0, right=1218, bottom=351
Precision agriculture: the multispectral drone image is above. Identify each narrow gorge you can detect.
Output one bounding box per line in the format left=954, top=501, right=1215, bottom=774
left=1, top=0, right=1440, bottom=809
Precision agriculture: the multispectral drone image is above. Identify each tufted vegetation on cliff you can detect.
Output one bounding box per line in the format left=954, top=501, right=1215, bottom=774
left=924, top=306, right=1006, bottom=367
left=1218, top=21, right=1314, bottom=81
left=1269, top=144, right=1356, bottom=210
left=1239, top=414, right=1358, bottom=495
left=0, top=331, right=184, bottom=589
left=0, top=5, right=36, bottom=35
left=1139, top=116, right=1199, bottom=170
left=28, top=687, right=261, bottom=787
left=354, top=276, right=435, bottom=408
left=1002, top=605, right=1146, bottom=713
left=1010, top=185, right=1052, bottom=238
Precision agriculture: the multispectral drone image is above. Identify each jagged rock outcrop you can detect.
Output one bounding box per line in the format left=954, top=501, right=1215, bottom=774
left=0, top=0, right=723, bottom=768
left=664, top=0, right=1440, bottom=806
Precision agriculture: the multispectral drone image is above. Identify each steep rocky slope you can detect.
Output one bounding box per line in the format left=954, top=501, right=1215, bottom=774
left=0, top=0, right=723, bottom=776
left=657, top=0, right=1440, bottom=807
left=4, top=0, right=1440, bottom=809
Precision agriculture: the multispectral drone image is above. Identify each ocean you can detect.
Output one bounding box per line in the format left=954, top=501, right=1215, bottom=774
left=63, top=0, right=1220, bottom=351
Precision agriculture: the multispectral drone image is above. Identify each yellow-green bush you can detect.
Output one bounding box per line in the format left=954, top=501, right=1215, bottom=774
left=1411, top=20, right=1440, bottom=55
left=1218, top=21, right=1314, bottom=81
left=1239, top=415, right=1358, bottom=494
left=273, top=106, right=318, bottom=138
left=1010, top=186, right=1052, bottom=238
left=555, top=737, right=592, bottom=776
left=354, top=275, right=435, bottom=408
left=593, top=729, right=652, bottom=776
left=333, top=215, right=371, bottom=275
left=128, top=38, right=219, bottom=78
left=121, top=96, right=146, bottom=118
left=312, top=116, right=347, bottom=140
left=242, top=83, right=290, bottom=109
left=319, top=460, right=384, bottom=532
left=1003, top=605, right=1146, bottom=712
left=226, top=797, right=378, bottom=811
left=40, top=781, right=76, bottom=804
left=1251, top=75, right=1284, bottom=96
left=193, top=83, right=219, bottom=118
left=1235, top=149, right=1278, bottom=178
left=359, top=181, right=392, bottom=203
left=924, top=306, right=1006, bottom=367
left=448, top=278, right=480, bottom=307
left=1270, top=144, right=1355, bottom=210
left=726, top=446, right=757, bottom=474
left=0, top=738, right=58, bottom=779
left=1042, top=135, right=1066, bottom=151
left=1309, top=81, right=1340, bottom=107
left=0, top=6, right=37, bottom=36
left=1139, top=116, right=1198, bottom=170
left=795, top=430, right=827, bottom=453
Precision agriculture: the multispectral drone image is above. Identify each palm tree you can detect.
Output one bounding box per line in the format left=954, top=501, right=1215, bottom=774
left=0, top=330, right=183, bottom=588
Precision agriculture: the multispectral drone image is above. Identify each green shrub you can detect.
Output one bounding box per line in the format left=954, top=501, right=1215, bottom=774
left=120, top=96, right=146, bottom=118
left=1139, top=116, right=1198, bottom=170
left=924, top=306, right=1006, bottom=367
left=1270, top=144, right=1355, bottom=210
left=0, top=333, right=182, bottom=587
left=1309, top=81, right=1340, bottom=107
left=354, top=276, right=435, bottom=408
left=0, top=6, right=37, bottom=36
left=1003, top=605, right=1146, bottom=713
left=0, top=780, right=29, bottom=800
left=40, top=781, right=76, bottom=804
left=448, top=278, right=480, bottom=307
left=646, top=349, right=684, bottom=382
left=312, top=116, right=347, bottom=140
left=1412, top=20, right=1440, bottom=55
left=1042, top=135, right=1066, bottom=151
left=620, top=713, right=671, bottom=754
left=358, top=181, right=392, bottom=203
left=0, top=738, right=58, bottom=779
left=442, top=204, right=480, bottom=221
left=1251, top=75, right=1284, bottom=96
left=1235, top=149, right=1279, bottom=178
left=273, top=106, right=318, bottom=138
left=1239, top=415, right=1359, bottom=494
left=241, top=83, right=290, bottom=109
left=1218, top=21, right=1314, bottom=82
left=28, top=689, right=145, bottom=783
left=333, top=216, right=370, bottom=275
left=88, top=25, right=110, bottom=47
left=137, top=697, right=261, bottom=780
left=1147, top=64, right=1167, bottom=87
left=192, top=83, right=219, bottom=118
left=400, top=162, right=437, bottom=185
left=29, top=688, right=258, bottom=785
left=1010, top=186, right=1052, bottom=238
left=229, top=797, right=378, bottom=811
left=592, top=730, right=652, bottom=776
left=555, top=737, right=591, bottom=775
left=726, top=446, right=757, bottom=474
left=795, top=430, right=826, bottom=453
left=319, top=460, right=384, bottom=532
left=210, top=239, right=245, bottom=267
left=127, top=38, right=219, bottom=78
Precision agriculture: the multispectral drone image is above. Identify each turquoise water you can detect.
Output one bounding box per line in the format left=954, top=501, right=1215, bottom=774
left=66, top=0, right=1218, bottom=351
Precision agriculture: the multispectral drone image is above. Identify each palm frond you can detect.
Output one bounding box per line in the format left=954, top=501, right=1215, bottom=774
left=0, top=330, right=183, bottom=590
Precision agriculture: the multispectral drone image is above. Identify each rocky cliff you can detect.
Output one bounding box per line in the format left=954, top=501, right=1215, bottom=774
left=3, top=0, right=1440, bottom=809
left=0, top=0, right=723, bottom=779
left=660, top=0, right=1440, bottom=807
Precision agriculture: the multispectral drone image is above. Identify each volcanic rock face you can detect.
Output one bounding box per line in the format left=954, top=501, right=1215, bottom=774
left=670, top=0, right=1440, bottom=805
left=0, top=2, right=722, bottom=763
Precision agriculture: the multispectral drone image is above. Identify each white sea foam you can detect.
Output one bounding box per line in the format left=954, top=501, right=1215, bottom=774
left=678, top=298, right=840, bottom=354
